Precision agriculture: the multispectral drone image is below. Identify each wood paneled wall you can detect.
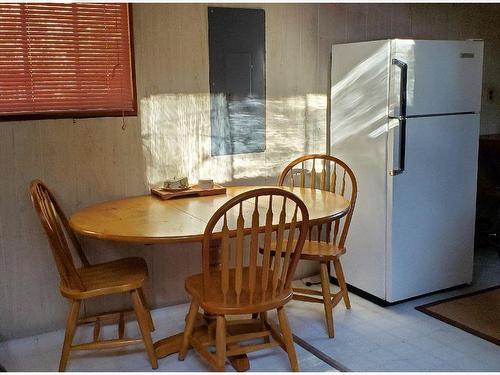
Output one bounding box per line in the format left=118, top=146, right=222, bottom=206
left=1, top=3, right=499, bottom=340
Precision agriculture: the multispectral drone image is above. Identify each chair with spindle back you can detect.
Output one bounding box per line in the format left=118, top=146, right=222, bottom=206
left=178, top=188, right=309, bottom=371
left=277, top=154, right=357, bottom=338
left=29, top=180, right=158, bottom=371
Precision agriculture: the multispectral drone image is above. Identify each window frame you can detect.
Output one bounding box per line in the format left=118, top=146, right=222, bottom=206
left=0, top=4, right=137, bottom=122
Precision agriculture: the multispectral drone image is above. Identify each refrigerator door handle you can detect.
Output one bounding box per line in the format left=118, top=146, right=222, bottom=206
left=390, top=58, right=408, bottom=176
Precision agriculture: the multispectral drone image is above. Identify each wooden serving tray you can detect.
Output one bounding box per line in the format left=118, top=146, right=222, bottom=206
left=151, top=184, right=227, bottom=200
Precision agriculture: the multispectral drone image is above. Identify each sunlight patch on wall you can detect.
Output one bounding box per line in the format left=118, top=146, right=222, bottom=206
left=140, top=93, right=326, bottom=187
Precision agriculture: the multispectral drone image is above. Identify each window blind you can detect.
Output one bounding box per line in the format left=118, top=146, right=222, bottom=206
left=0, top=3, right=135, bottom=119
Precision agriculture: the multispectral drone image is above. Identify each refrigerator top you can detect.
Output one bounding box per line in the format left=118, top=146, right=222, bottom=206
left=389, top=39, right=484, bottom=117
left=333, top=38, right=484, bottom=46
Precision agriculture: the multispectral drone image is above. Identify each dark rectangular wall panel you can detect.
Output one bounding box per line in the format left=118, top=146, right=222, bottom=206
left=208, top=7, right=266, bottom=156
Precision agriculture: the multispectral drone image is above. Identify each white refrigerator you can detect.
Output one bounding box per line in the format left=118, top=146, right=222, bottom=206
left=330, top=39, right=484, bottom=303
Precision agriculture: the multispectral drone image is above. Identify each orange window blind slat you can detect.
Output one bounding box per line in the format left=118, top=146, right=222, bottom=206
left=0, top=3, right=135, bottom=119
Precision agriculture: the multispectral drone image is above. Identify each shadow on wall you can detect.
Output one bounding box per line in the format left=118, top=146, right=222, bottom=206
left=140, top=93, right=327, bottom=188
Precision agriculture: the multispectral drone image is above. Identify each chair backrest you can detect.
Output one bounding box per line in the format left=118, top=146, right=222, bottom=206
left=30, top=180, right=89, bottom=291
left=278, top=154, right=357, bottom=249
left=202, top=188, right=309, bottom=305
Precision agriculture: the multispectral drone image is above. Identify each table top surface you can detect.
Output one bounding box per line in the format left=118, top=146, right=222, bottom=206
left=69, top=186, right=351, bottom=244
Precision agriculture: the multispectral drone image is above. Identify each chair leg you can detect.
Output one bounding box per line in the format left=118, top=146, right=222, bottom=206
left=215, top=315, right=226, bottom=371
left=59, top=300, right=80, bottom=372
left=207, top=318, right=216, bottom=342
left=333, top=258, right=351, bottom=309
left=277, top=307, right=299, bottom=372
left=178, top=300, right=199, bottom=361
left=131, top=289, right=158, bottom=369
left=138, top=287, right=155, bottom=332
left=320, top=262, right=334, bottom=338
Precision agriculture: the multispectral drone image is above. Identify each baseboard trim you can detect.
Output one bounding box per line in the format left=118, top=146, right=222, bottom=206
left=328, top=275, right=470, bottom=307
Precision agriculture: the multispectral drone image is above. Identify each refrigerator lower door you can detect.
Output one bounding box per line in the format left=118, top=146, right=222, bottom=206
left=330, top=40, right=391, bottom=299
left=389, top=39, right=484, bottom=117
left=387, top=114, right=480, bottom=302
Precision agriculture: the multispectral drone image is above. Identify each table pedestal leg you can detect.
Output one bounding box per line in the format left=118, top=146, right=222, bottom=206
left=154, top=238, right=250, bottom=371
left=154, top=333, right=250, bottom=372
left=202, top=312, right=250, bottom=372
left=153, top=313, right=250, bottom=371
left=154, top=332, right=184, bottom=358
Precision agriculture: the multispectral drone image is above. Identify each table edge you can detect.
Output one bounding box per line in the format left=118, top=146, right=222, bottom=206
left=70, top=205, right=351, bottom=244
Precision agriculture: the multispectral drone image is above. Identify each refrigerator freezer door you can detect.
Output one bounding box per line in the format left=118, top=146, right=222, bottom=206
left=330, top=40, right=391, bottom=299
left=386, top=114, right=479, bottom=302
left=389, top=40, right=484, bottom=117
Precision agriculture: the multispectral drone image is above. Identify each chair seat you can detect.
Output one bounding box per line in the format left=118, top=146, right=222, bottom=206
left=185, top=267, right=293, bottom=315
left=262, top=240, right=345, bottom=261
left=297, top=240, right=346, bottom=260
left=60, top=257, right=148, bottom=299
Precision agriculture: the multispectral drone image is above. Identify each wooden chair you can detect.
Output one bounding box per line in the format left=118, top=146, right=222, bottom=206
left=29, top=180, right=158, bottom=371
left=277, top=154, right=357, bottom=338
left=178, top=188, right=310, bottom=371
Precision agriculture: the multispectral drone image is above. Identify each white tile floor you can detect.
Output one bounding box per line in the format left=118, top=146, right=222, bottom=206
left=288, top=247, right=500, bottom=372
left=1, top=247, right=499, bottom=372
left=0, top=302, right=333, bottom=372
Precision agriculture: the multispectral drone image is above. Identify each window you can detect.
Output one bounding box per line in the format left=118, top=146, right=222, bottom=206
left=208, top=7, right=266, bottom=156
left=0, top=3, right=135, bottom=120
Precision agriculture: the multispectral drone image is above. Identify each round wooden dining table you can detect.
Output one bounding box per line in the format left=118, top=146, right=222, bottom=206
left=69, top=185, right=351, bottom=370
